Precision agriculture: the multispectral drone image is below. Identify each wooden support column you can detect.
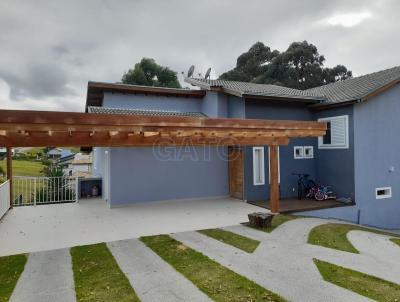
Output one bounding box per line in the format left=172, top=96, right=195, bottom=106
left=269, top=145, right=280, bottom=213
left=6, top=147, right=13, bottom=208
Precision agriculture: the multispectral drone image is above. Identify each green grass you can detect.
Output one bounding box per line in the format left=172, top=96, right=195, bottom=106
left=314, top=259, right=400, bottom=302
left=391, top=238, right=400, bottom=247
left=141, top=234, right=286, bottom=302
left=244, top=214, right=299, bottom=233
left=0, top=159, right=45, bottom=177
left=308, top=223, right=400, bottom=254
left=70, top=243, right=140, bottom=302
left=198, top=228, right=260, bottom=253
left=0, top=254, right=27, bottom=302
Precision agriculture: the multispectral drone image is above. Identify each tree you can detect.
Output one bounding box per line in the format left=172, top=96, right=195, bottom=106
left=220, top=41, right=352, bottom=90
left=122, top=58, right=181, bottom=88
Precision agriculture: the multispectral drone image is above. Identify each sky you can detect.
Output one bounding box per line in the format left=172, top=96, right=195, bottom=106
left=0, top=0, right=399, bottom=112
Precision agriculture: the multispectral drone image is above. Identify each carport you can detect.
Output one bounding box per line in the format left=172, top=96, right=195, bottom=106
left=0, top=108, right=326, bottom=213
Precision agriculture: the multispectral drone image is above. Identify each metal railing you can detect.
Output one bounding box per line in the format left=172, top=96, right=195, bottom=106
left=0, top=180, right=10, bottom=219
left=13, top=176, right=78, bottom=206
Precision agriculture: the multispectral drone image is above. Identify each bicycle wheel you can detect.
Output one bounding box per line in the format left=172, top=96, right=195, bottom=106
left=315, top=191, right=325, bottom=201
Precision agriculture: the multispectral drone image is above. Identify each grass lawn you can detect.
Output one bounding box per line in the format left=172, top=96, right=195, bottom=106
left=0, top=254, right=27, bottom=302
left=244, top=214, right=299, bottom=233
left=391, top=238, right=400, bottom=247
left=198, top=228, right=260, bottom=253
left=70, top=243, right=140, bottom=302
left=0, top=159, right=45, bottom=177
left=308, top=223, right=400, bottom=254
left=141, top=234, right=286, bottom=302
left=314, top=259, right=400, bottom=302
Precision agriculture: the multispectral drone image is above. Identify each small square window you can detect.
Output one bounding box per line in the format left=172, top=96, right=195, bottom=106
left=376, top=187, right=392, bottom=199
left=304, top=146, right=314, bottom=159
left=294, top=146, right=304, bottom=159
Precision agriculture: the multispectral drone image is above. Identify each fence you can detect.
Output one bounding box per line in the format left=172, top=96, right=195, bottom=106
left=0, top=180, right=10, bottom=219
left=13, top=176, right=78, bottom=206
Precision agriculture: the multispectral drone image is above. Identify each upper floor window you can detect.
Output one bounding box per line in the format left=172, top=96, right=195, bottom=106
left=318, top=115, right=349, bottom=149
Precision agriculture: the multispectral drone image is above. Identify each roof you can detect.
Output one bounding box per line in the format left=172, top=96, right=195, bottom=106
left=185, top=78, right=324, bottom=102
left=186, top=65, right=400, bottom=107
left=86, top=81, right=206, bottom=110
left=88, top=106, right=207, bottom=118
left=48, top=148, right=74, bottom=158
left=307, top=66, right=400, bottom=105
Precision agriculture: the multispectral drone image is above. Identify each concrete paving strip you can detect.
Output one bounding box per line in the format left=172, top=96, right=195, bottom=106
left=10, top=248, right=76, bottom=302
left=107, top=239, right=212, bottom=302
left=172, top=231, right=373, bottom=302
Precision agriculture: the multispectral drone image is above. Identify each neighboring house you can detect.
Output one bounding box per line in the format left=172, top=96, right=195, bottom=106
left=58, top=153, right=93, bottom=178
left=0, top=148, right=15, bottom=159
left=89, top=66, right=400, bottom=229
left=47, top=148, right=74, bottom=160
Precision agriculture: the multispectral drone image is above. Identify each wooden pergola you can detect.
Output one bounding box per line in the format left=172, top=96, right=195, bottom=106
left=0, top=109, right=326, bottom=213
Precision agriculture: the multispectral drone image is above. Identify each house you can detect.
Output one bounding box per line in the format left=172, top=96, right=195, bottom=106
left=0, top=147, right=15, bottom=160
left=47, top=148, right=74, bottom=160
left=89, top=66, right=400, bottom=229
left=58, top=153, right=93, bottom=178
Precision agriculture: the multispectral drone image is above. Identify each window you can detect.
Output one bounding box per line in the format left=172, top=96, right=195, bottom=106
left=253, top=147, right=265, bottom=185
left=294, top=146, right=314, bottom=159
left=376, top=187, right=392, bottom=199
left=294, top=146, right=304, bottom=159
left=318, top=115, right=349, bottom=149
left=304, top=146, right=314, bottom=159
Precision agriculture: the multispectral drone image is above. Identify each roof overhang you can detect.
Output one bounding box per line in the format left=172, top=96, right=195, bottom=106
left=185, top=77, right=323, bottom=103
left=86, top=81, right=206, bottom=111
left=0, top=109, right=326, bottom=147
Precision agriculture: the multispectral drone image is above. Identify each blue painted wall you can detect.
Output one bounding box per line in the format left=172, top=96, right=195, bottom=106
left=108, top=146, right=229, bottom=205
left=227, top=96, right=246, bottom=118
left=353, top=84, right=400, bottom=229
left=96, top=92, right=231, bottom=206
left=103, top=92, right=202, bottom=112
left=201, top=91, right=228, bottom=117
left=244, top=100, right=317, bottom=201
left=312, top=105, right=355, bottom=200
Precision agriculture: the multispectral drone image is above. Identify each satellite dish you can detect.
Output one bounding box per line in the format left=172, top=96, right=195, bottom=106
left=187, top=65, right=195, bottom=78
left=204, top=68, right=211, bottom=79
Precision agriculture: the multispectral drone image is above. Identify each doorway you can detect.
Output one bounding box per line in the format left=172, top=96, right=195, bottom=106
left=228, top=147, right=244, bottom=199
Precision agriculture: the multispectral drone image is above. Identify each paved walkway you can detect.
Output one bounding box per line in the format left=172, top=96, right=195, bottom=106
left=107, top=239, right=211, bottom=302
left=172, top=218, right=400, bottom=302
left=0, top=197, right=259, bottom=256
left=10, top=248, right=76, bottom=302
left=4, top=217, right=400, bottom=302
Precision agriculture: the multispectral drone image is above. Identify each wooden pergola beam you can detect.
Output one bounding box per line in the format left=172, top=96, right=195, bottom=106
left=0, top=131, right=290, bottom=147
left=0, top=109, right=326, bottom=131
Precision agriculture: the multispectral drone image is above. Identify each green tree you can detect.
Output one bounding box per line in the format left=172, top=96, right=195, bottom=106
left=122, top=58, right=181, bottom=88
left=220, top=41, right=352, bottom=90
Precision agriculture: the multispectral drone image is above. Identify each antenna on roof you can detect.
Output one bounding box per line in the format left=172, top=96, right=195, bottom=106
left=187, top=65, right=195, bottom=78
left=204, top=68, right=211, bottom=80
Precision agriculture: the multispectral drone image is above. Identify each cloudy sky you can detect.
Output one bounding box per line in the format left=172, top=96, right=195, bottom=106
left=0, top=0, right=398, bottom=112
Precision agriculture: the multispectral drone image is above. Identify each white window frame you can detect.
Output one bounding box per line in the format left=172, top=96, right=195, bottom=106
left=375, top=187, right=392, bottom=199
left=252, top=147, right=265, bottom=186
left=318, top=115, right=349, bottom=149
left=303, top=146, right=314, bottom=159
left=268, top=146, right=280, bottom=184
left=294, top=146, right=304, bottom=159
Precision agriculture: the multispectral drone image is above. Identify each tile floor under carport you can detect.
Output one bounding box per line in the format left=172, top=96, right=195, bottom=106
left=0, top=197, right=261, bottom=257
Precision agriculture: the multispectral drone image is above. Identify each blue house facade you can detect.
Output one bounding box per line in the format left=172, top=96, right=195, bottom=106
left=89, top=66, right=400, bottom=229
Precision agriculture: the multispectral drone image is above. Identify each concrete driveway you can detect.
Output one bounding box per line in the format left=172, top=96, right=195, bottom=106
left=0, top=197, right=260, bottom=256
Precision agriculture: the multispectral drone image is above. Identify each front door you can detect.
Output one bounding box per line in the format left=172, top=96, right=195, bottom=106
left=228, top=147, right=244, bottom=199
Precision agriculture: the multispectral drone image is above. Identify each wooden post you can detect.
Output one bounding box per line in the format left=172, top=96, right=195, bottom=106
left=269, top=145, right=280, bottom=213
left=6, top=147, right=13, bottom=208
